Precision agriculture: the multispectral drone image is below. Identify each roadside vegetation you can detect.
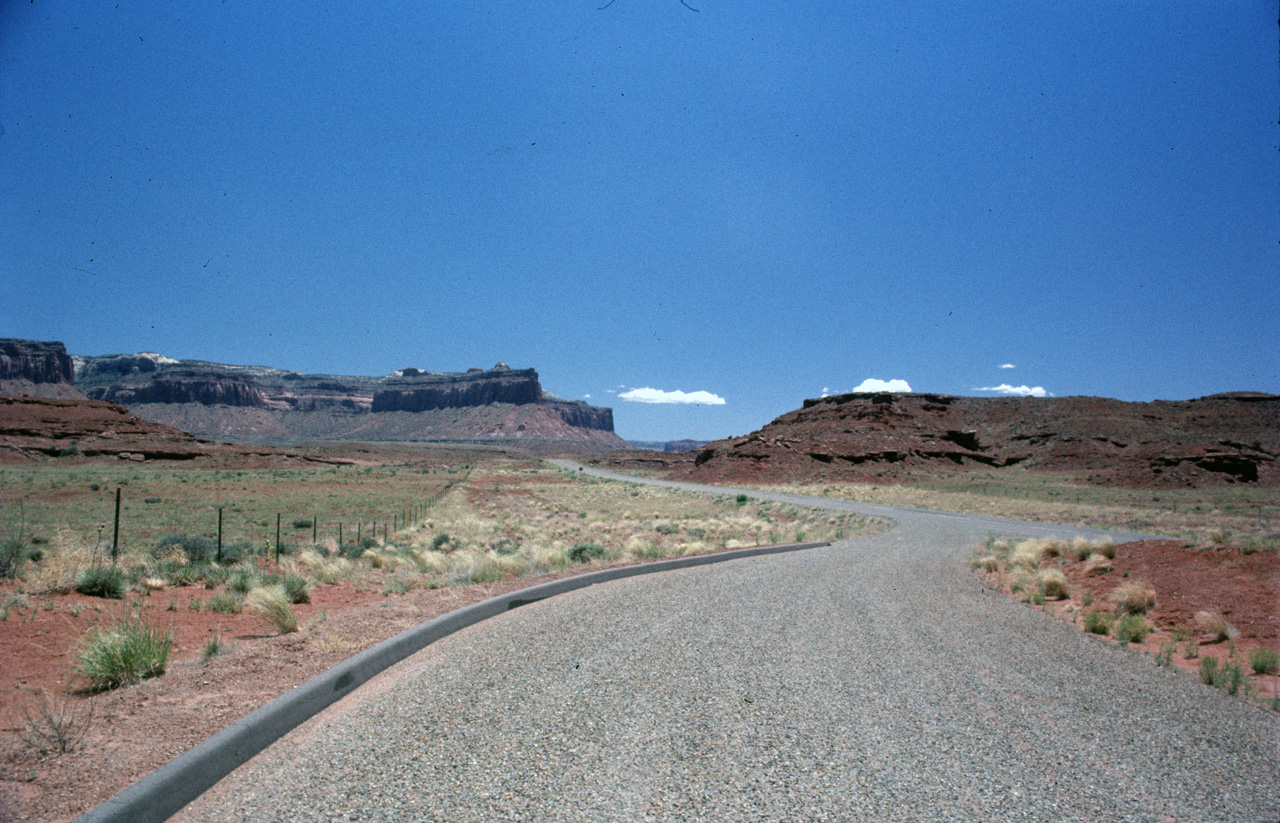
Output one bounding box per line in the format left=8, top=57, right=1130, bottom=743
left=0, top=451, right=880, bottom=696
left=971, top=534, right=1279, bottom=713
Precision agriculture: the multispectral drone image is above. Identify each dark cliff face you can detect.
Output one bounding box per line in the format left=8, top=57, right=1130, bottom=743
left=0, top=339, right=75, bottom=385
left=87, top=367, right=268, bottom=407
left=371, top=368, right=543, bottom=412
left=548, top=399, right=614, bottom=432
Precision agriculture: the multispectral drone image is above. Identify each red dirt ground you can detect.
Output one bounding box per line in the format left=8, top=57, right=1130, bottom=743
left=978, top=538, right=1279, bottom=705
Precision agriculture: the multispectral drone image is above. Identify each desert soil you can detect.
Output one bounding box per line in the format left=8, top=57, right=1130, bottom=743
left=975, top=538, right=1279, bottom=702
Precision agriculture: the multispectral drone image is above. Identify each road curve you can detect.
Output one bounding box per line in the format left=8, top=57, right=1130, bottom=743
left=176, top=463, right=1278, bottom=823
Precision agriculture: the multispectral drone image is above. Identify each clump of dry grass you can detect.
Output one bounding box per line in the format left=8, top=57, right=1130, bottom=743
left=1038, top=568, right=1070, bottom=600
left=1007, top=568, right=1036, bottom=594
left=1083, top=553, right=1113, bottom=577
left=295, top=550, right=353, bottom=584
left=972, top=555, right=999, bottom=572
left=1094, top=538, right=1117, bottom=559
left=246, top=585, right=298, bottom=634
left=410, top=550, right=450, bottom=575
left=1108, top=581, right=1156, bottom=615
left=1008, top=542, right=1044, bottom=571
left=1069, top=536, right=1092, bottom=561
left=1193, top=610, right=1238, bottom=642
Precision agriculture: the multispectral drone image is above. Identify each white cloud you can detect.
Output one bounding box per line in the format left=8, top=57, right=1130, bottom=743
left=853, top=378, right=912, bottom=393
left=821, top=386, right=831, bottom=397
left=619, top=387, right=727, bottom=405
left=975, top=384, right=1048, bottom=398
left=583, top=394, right=591, bottom=399
left=999, top=363, right=1016, bottom=369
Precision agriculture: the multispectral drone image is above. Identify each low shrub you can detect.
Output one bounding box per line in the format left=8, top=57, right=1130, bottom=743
left=491, top=539, right=520, bottom=556
left=153, top=534, right=217, bottom=564
left=1113, top=614, right=1151, bottom=644
left=281, top=574, right=312, bottom=604
left=1083, top=611, right=1113, bottom=634
left=291, top=518, right=313, bottom=529
left=568, top=542, right=607, bottom=563
left=1108, top=581, right=1156, bottom=615
left=1198, top=656, right=1220, bottom=685
left=735, top=494, right=749, bottom=506
left=207, top=593, right=242, bottom=614
left=655, top=524, right=680, bottom=535
left=1249, top=648, right=1279, bottom=675
left=0, top=535, right=31, bottom=579
left=1219, top=661, right=1246, bottom=696
left=77, top=615, right=172, bottom=691
left=17, top=691, right=92, bottom=754
left=228, top=569, right=256, bottom=594
left=75, top=565, right=126, bottom=599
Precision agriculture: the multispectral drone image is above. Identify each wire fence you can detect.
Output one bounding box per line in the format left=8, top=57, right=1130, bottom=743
left=2, top=476, right=468, bottom=564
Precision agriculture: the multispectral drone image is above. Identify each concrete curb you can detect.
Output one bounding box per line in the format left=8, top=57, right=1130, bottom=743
left=74, top=540, right=832, bottom=823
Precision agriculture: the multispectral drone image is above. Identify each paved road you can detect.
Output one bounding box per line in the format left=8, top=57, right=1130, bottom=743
left=178, top=464, right=1278, bottom=822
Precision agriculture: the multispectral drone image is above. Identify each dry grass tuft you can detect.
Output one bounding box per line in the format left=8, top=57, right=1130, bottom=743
left=1083, top=553, right=1112, bottom=577
left=1038, top=568, right=1070, bottom=600
left=1193, top=610, right=1238, bottom=642
left=246, top=585, right=298, bottom=634
left=295, top=550, right=353, bottom=584
left=1008, top=542, right=1044, bottom=570
left=1108, top=580, right=1156, bottom=615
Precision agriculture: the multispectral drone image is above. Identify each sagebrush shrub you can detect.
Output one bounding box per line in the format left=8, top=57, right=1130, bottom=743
left=75, top=565, right=126, bottom=599
left=153, top=534, right=217, bottom=564
left=1249, top=648, right=1279, bottom=675
left=1113, top=614, right=1151, bottom=644
left=281, top=574, right=312, bottom=604
left=1083, top=611, right=1113, bottom=634
left=207, top=593, right=242, bottom=614
left=569, top=542, right=606, bottom=563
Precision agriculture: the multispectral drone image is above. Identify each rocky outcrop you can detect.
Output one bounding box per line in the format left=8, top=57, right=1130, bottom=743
left=0, top=396, right=211, bottom=461
left=371, top=366, right=542, bottom=412
left=0, top=339, right=84, bottom=399
left=86, top=367, right=268, bottom=407
left=545, top=396, right=615, bottom=432
left=672, top=391, right=1280, bottom=488
left=72, top=353, right=626, bottom=450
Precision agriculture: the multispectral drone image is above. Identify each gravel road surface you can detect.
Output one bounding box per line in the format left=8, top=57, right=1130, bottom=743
left=177, top=464, right=1279, bottom=822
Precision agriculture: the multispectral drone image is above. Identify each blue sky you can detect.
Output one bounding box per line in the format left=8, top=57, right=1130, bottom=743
left=2, top=2, right=1276, bottom=441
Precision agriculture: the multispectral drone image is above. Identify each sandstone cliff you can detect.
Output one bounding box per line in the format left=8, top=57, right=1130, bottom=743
left=0, top=339, right=85, bottom=399
left=72, top=353, right=625, bottom=451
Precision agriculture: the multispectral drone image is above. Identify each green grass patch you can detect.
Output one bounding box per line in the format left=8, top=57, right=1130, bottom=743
left=76, top=615, right=173, bottom=691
